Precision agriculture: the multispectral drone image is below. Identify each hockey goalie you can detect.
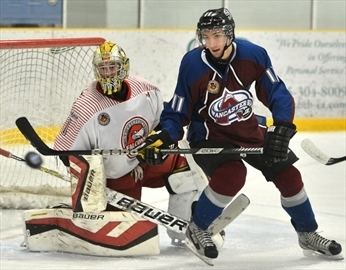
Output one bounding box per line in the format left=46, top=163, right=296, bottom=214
left=22, top=41, right=213, bottom=256
left=23, top=153, right=209, bottom=256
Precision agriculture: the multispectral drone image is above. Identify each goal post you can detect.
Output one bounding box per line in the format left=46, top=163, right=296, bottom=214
left=0, top=37, right=106, bottom=209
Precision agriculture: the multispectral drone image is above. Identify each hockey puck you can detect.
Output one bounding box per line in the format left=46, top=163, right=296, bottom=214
left=24, top=151, right=43, bottom=169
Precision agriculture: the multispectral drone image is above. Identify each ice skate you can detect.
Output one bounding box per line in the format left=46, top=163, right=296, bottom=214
left=297, top=231, right=343, bottom=260
left=185, top=221, right=218, bottom=259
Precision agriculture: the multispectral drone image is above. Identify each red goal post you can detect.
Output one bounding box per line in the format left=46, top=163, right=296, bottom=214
left=0, top=37, right=106, bottom=49
left=0, top=37, right=105, bottom=209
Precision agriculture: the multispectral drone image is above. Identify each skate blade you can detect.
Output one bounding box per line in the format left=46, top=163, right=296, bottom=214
left=184, top=237, right=214, bottom=266
left=302, top=249, right=344, bottom=260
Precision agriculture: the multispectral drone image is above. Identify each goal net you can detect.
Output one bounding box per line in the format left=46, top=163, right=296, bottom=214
left=0, top=37, right=105, bottom=209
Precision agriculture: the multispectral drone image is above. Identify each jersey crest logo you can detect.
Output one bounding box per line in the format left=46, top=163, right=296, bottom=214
left=121, top=117, right=149, bottom=151
left=98, top=112, right=110, bottom=126
left=207, top=80, right=220, bottom=94
left=208, top=89, right=253, bottom=125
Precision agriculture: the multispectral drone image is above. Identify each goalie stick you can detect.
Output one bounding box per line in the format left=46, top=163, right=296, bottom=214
left=301, top=138, right=346, bottom=165
left=15, top=117, right=263, bottom=156
left=108, top=190, right=249, bottom=236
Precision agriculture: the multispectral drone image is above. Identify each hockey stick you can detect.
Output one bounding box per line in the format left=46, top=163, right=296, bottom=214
left=108, top=191, right=248, bottom=235
left=0, top=147, right=69, bottom=182
left=0, top=145, right=249, bottom=237
left=0, top=148, right=25, bottom=162
left=15, top=117, right=263, bottom=156
left=301, top=138, right=346, bottom=165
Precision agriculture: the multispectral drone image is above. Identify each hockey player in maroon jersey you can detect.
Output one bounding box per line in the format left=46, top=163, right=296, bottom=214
left=138, top=8, right=343, bottom=261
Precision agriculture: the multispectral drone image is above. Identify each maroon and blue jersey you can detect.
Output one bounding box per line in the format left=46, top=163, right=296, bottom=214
left=161, top=38, right=295, bottom=147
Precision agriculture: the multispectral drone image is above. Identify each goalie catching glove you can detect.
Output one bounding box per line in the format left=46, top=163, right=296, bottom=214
left=264, top=122, right=296, bottom=164
left=137, top=129, right=175, bottom=165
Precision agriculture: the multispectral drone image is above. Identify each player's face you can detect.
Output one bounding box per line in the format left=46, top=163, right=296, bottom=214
left=96, top=60, right=119, bottom=79
left=201, top=29, right=230, bottom=58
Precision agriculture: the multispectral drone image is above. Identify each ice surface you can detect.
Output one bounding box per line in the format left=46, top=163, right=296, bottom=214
left=1, top=132, right=345, bottom=270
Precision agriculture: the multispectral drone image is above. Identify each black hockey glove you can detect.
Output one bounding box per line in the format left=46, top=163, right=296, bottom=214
left=263, top=122, right=296, bottom=164
left=137, top=129, right=175, bottom=165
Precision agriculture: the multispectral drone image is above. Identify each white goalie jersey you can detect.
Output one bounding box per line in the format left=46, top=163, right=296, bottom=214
left=54, top=76, right=163, bottom=179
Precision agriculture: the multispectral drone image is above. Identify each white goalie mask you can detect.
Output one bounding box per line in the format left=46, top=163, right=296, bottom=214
left=93, top=41, right=129, bottom=95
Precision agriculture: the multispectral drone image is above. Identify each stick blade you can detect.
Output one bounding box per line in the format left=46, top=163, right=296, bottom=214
left=301, top=138, right=329, bottom=165
left=15, top=117, right=54, bottom=155
left=208, top=193, right=250, bottom=235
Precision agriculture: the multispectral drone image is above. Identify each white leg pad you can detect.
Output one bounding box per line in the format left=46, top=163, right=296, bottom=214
left=166, top=167, right=207, bottom=243
left=166, top=140, right=210, bottom=244
left=166, top=169, right=207, bottom=194
left=23, top=208, right=160, bottom=256
left=69, top=155, right=107, bottom=213
left=167, top=190, right=200, bottom=243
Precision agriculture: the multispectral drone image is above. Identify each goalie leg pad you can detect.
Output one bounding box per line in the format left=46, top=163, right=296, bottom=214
left=69, top=155, right=107, bottom=212
left=165, top=164, right=208, bottom=243
left=23, top=208, right=160, bottom=256
left=164, top=148, right=209, bottom=244
left=167, top=190, right=200, bottom=243
left=166, top=169, right=208, bottom=195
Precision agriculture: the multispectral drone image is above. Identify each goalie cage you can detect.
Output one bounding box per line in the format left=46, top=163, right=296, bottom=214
left=0, top=37, right=106, bottom=209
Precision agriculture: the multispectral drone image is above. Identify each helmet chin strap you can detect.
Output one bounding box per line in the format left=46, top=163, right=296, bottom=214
left=210, top=38, right=232, bottom=63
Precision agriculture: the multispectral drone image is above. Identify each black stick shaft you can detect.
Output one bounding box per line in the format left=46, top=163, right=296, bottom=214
left=15, top=117, right=263, bottom=156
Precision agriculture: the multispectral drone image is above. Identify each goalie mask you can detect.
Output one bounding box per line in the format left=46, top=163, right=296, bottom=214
left=197, top=8, right=235, bottom=46
left=93, top=41, right=129, bottom=95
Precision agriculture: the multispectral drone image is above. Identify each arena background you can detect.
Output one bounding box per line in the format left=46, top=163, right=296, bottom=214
left=1, top=0, right=345, bottom=132
left=0, top=2, right=345, bottom=270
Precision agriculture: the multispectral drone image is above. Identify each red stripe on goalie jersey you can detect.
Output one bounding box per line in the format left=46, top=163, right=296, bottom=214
left=54, top=76, right=159, bottom=150
left=26, top=218, right=158, bottom=249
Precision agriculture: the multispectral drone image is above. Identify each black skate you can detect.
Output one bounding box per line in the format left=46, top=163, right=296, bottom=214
left=297, top=231, right=343, bottom=260
left=185, top=221, right=218, bottom=259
